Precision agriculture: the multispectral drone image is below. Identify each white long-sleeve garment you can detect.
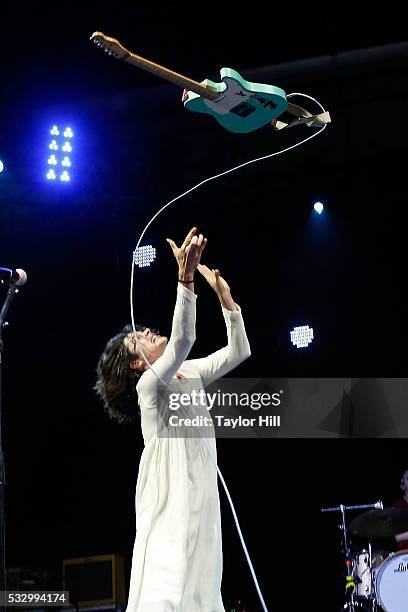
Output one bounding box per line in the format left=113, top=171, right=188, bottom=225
left=126, top=284, right=251, bottom=612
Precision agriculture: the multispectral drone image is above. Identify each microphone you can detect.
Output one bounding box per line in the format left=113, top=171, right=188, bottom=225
left=0, top=267, right=27, bottom=332
left=0, top=267, right=28, bottom=287
left=11, top=269, right=28, bottom=287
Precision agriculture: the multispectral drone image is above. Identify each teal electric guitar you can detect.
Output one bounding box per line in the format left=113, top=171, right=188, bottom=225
left=90, top=32, right=289, bottom=134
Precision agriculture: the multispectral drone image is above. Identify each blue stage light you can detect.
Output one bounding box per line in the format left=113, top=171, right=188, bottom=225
left=314, top=202, right=324, bottom=214
left=46, top=124, right=74, bottom=183
left=0, top=160, right=4, bottom=173
left=290, top=325, right=314, bottom=349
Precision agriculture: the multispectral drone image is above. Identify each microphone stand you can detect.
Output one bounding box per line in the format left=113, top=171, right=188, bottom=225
left=0, top=279, right=22, bottom=604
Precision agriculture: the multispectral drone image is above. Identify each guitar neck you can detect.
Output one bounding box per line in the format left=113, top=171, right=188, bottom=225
left=124, top=52, right=219, bottom=100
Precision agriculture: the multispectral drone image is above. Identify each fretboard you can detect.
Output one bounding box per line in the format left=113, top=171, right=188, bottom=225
left=125, top=52, right=219, bottom=100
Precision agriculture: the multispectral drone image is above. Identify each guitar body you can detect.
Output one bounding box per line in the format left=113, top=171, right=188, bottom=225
left=183, top=67, right=288, bottom=133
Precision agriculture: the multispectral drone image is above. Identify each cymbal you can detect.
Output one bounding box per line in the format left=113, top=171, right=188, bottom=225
left=350, top=507, right=408, bottom=539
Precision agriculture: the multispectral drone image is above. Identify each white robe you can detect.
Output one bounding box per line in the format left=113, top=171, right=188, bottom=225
left=126, top=284, right=251, bottom=612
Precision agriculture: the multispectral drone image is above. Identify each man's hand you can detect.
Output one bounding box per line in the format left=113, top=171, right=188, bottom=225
left=197, top=265, right=229, bottom=295
left=197, top=264, right=237, bottom=311
left=167, top=227, right=207, bottom=280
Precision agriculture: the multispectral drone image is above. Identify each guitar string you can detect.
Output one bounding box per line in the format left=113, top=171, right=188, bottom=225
left=129, top=92, right=327, bottom=612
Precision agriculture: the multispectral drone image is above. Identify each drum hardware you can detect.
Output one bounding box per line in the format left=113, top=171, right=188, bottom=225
left=323, top=501, right=408, bottom=611
left=321, top=501, right=384, bottom=612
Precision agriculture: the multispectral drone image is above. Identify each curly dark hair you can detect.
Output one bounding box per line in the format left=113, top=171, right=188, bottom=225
left=95, top=324, right=146, bottom=424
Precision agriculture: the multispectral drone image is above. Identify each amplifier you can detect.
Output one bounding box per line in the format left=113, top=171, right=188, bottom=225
left=63, top=554, right=126, bottom=608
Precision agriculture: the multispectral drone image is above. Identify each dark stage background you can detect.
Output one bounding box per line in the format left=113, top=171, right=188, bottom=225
left=1, top=5, right=408, bottom=611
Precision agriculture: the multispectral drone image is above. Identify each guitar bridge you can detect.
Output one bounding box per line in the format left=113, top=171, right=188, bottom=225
left=255, top=96, right=277, bottom=110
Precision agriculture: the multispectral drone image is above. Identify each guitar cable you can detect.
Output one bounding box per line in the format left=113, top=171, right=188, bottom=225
left=129, top=92, right=328, bottom=612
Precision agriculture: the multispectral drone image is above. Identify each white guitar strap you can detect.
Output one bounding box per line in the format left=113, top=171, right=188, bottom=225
left=271, top=102, right=331, bottom=130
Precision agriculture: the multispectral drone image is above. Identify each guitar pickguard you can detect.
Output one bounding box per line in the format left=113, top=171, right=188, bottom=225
left=230, top=95, right=277, bottom=118
left=203, top=78, right=255, bottom=115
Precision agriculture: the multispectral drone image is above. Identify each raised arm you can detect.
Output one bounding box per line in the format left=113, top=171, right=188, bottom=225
left=186, top=265, right=251, bottom=386
left=137, top=228, right=207, bottom=400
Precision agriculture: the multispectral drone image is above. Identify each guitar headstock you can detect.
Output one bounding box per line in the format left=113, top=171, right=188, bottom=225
left=90, top=32, right=130, bottom=60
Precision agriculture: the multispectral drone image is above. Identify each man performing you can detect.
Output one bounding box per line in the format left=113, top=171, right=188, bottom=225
left=95, top=227, right=251, bottom=611
left=393, top=468, right=408, bottom=550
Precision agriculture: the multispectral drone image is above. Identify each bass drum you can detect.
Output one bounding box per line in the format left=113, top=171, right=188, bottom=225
left=375, top=549, right=408, bottom=612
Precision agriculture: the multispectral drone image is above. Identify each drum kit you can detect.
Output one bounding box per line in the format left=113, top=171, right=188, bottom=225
left=321, top=501, right=408, bottom=612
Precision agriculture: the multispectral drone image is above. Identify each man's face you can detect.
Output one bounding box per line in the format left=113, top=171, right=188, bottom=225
left=123, top=327, right=168, bottom=368
left=402, top=470, right=408, bottom=494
